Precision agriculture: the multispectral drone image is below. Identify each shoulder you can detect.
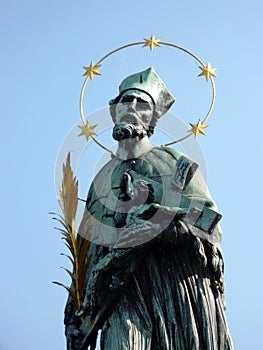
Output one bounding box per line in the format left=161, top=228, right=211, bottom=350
left=150, top=146, right=186, bottom=160
left=149, top=147, right=197, bottom=168
left=147, top=147, right=199, bottom=190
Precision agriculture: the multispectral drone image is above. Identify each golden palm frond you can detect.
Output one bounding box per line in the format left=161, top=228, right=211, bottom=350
left=51, top=152, right=94, bottom=312
left=58, top=153, right=78, bottom=230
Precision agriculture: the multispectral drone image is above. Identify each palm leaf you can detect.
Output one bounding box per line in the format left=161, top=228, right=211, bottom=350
left=61, top=253, right=74, bottom=266
left=52, top=281, right=77, bottom=306
left=62, top=239, right=75, bottom=256
left=52, top=217, right=69, bottom=232
left=52, top=152, right=95, bottom=316
left=61, top=267, right=75, bottom=282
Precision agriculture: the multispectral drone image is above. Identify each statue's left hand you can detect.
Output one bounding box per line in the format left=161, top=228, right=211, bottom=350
left=115, top=203, right=165, bottom=248
left=116, top=202, right=192, bottom=247
left=65, top=324, right=82, bottom=350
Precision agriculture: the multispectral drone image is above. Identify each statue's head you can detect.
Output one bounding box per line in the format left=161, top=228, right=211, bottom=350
left=109, top=67, right=175, bottom=141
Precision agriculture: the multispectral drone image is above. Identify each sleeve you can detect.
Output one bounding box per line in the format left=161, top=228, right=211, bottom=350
left=181, top=166, right=223, bottom=248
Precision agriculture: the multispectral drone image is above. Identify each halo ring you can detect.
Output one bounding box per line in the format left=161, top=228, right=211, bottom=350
left=79, top=37, right=216, bottom=154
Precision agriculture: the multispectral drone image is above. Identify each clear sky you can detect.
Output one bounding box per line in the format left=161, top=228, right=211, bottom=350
left=1, top=0, right=262, bottom=349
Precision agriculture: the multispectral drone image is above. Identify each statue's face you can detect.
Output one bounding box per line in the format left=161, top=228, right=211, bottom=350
left=115, top=90, right=154, bottom=127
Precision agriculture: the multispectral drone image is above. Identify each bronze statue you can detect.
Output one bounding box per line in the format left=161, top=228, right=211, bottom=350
left=64, top=67, right=233, bottom=349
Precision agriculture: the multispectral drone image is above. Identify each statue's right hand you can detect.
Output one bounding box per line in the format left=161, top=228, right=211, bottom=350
left=66, top=324, right=82, bottom=350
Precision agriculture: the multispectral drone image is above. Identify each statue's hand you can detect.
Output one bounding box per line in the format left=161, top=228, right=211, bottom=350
left=65, top=323, right=82, bottom=350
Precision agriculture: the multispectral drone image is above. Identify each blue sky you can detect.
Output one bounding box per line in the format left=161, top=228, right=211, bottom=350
left=1, top=0, right=262, bottom=349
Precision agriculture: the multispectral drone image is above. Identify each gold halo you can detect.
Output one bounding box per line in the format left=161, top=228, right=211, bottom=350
left=79, top=35, right=217, bottom=154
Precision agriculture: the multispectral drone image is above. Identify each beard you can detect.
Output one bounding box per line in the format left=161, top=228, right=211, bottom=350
left=112, top=123, right=149, bottom=141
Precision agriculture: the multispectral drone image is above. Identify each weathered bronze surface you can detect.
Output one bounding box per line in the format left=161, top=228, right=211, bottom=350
left=64, top=68, right=233, bottom=350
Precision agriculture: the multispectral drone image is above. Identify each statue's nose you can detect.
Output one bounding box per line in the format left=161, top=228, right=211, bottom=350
left=127, top=98, right=137, bottom=112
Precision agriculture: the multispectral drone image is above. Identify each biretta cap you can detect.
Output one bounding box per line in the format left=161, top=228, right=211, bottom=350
left=109, top=67, right=175, bottom=119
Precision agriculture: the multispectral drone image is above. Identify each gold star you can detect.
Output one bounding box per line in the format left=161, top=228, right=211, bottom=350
left=82, top=61, right=101, bottom=80
left=78, top=122, right=97, bottom=141
left=198, top=62, right=218, bottom=81
left=143, top=35, right=162, bottom=51
left=188, top=119, right=208, bottom=137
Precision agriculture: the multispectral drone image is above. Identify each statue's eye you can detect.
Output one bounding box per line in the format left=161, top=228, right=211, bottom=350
left=138, top=102, right=150, bottom=111
left=136, top=98, right=152, bottom=111
left=121, top=96, right=134, bottom=104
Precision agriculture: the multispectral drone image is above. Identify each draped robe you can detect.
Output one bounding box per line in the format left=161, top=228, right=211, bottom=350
left=64, top=147, right=233, bottom=350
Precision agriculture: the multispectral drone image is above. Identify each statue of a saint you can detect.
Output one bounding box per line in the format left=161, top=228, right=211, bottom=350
left=64, top=68, right=233, bottom=349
